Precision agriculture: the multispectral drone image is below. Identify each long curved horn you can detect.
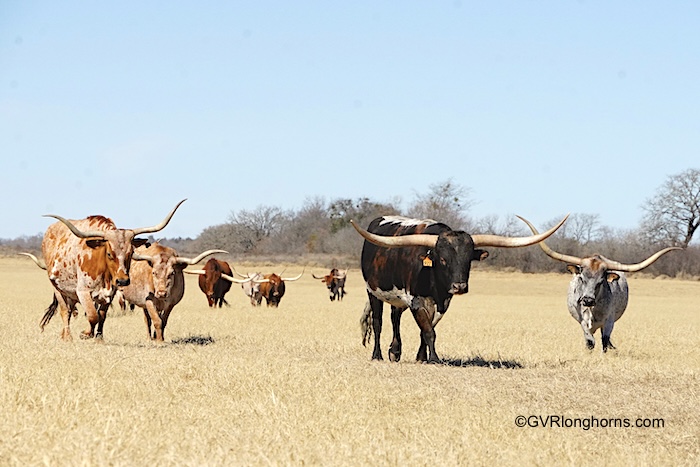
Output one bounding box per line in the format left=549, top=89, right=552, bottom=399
left=43, top=214, right=106, bottom=239
left=516, top=215, right=582, bottom=265
left=230, top=265, right=250, bottom=279
left=599, top=247, right=682, bottom=272
left=131, top=199, right=187, bottom=235
left=176, top=249, right=228, bottom=265
left=19, top=252, right=47, bottom=270
left=132, top=253, right=154, bottom=262
left=350, top=220, right=437, bottom=248
left=311, top=272, right=325, bottom=280
left=220, top=273, right=253, bottom=284
left=281, top=268, right=304, bottom=282
left=184, top=269, right=205, bottom=275
left=472, top=214, right=569, bottom=248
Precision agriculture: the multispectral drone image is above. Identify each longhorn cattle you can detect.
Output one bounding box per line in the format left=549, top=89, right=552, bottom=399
left=352, top=214, right=568, bottom=363
left=185, top=259, right=251, bottom=307
left=21, top=251, right=130, bottom=315
left=120, top=244, right=226, bottom=340
left=518, top=216, right=681, bottom=352
left=185, top=258, right=233, bottom=307
left=39, top=200, right=186, bottom=341
left=230, top=270, right=264, bottom=306
left=312, top=268, right=347, bottom=301
left=255, top=270, right=304, bottom=307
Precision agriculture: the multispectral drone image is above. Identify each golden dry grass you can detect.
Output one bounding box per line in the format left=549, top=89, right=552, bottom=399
left=0, top=256, right=698, bottom=466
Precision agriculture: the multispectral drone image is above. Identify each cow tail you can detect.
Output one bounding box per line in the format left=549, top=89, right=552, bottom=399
left=360, top=300, right=373, bottom=347
left=40, top=295, right=59, bottom=332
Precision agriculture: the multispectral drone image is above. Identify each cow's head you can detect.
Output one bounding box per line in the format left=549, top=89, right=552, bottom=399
left=567, top=256, right=620, bottom=308
left=84, top=228, right=148, bottom=287
left=517, top=215, right=682, bottom=307
left=133, top=246, right=226, bottom=299
left=45, top=199, right=186, bottom=288
left=351, top=215, right=568, bottom=296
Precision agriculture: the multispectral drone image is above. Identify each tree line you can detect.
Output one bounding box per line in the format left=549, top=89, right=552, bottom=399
left=4, top=169, right=699, bottom=278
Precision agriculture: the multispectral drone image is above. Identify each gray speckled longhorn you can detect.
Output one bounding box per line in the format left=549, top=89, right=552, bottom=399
left=518, top=216, right=682, bottom=352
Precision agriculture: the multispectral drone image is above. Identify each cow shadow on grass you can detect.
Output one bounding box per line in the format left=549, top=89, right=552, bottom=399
left=440, top=354, right=524, bottom=369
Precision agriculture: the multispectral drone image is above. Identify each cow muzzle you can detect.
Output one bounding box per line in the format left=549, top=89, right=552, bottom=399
left=581, top=296, right=596, bottom=307
left=449, top=282, right=468, bottom=294
left=116, top=278, right=130, bottom=287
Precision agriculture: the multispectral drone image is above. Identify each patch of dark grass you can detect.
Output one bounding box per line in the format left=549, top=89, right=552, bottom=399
left=440, top=354, right=524, bottom=369
left=171, top=335, right=215, bottom=346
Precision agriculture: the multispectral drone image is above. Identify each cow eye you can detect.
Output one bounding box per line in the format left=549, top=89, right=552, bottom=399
left=440, top=257, right=447, bottom=266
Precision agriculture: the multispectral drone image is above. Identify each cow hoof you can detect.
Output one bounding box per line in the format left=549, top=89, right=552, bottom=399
left=389, top=352, right=401, bottom=362
left=371, top=354, right=383, bottom=361
left=585, top=340, right=595, bottom=350
left=80, top=331, right=93, bottom=340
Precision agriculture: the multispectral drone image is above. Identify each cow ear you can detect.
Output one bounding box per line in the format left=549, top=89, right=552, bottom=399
left=606, top=272, right=620, bottom=283
left=85, top=239, right=106, bottom=249
left=132, top=238, right=150, bottom=248
left=566, top=264, right=580, bottom=275
left=472, top=249, right=489, bottom=262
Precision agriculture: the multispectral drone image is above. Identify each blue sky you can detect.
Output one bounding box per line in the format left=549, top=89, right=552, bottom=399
left=1, top=1, right=697, bottom=239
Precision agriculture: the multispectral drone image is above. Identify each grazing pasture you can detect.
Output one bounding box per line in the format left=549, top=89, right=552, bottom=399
left=0, top=256, right=697, bottom=465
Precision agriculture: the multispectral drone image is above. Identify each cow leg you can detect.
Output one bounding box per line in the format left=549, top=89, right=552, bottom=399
left=411, top=300, right=440, bottom=363
left=159, top=307, right=173, bottom=341
left=601, top=318, right=616, bottom=352
left=388, top=306, right=404, bottom=362
left=145, top=301, right=164, bottom=341
left=578, top=310, right=596, bottom=350
left=53, top=292, right=74, bottom=341
left=368, top=294, right=384, bottom=360
left=142, top=307, right=153, bottom=340
left=78, top=290, right=99, bottom=339
left=94, top=302, right=109, bottom=340
left=580, top=324, right=595, bottom=350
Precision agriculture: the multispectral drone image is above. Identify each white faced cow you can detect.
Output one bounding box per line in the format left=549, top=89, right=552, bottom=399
left=518, top=216, right=682, bottom=352
left=352, top=214, right=568, bottom=363
left=121, top=244, right=227, bottom=341
left=230, top=269, right=265, bottom=306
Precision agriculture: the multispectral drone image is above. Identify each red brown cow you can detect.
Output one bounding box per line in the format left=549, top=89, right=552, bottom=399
left=254, top=270, right=304, bottom=307
left=185, top=259, right=249, bottom=307
left=312, top=268, right=347, bottom=301
left=120, top=244, right=226, bottom=340
left=39, top=200, right=186, bottom=341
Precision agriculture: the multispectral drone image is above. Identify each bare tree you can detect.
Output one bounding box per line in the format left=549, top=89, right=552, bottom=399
left=640, top=168, right=700, bottom=247
left=407, top=178, right=474, bottom=229
left=564, top=213, right=602, bottom=245
left=229, top=205, right=287, bottom=243
left=329, top=197, right=399, bottom=233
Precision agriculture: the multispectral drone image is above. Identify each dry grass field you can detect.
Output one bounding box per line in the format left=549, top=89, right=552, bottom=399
left=0, top=256, right=698, bottom=466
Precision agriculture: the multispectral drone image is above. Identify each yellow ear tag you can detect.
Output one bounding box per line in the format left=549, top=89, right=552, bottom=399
left=422, top=256, right=433, bottom=267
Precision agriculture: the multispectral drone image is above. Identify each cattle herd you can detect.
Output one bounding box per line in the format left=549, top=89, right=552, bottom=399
left=20, top=199, right=683, bottom=362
